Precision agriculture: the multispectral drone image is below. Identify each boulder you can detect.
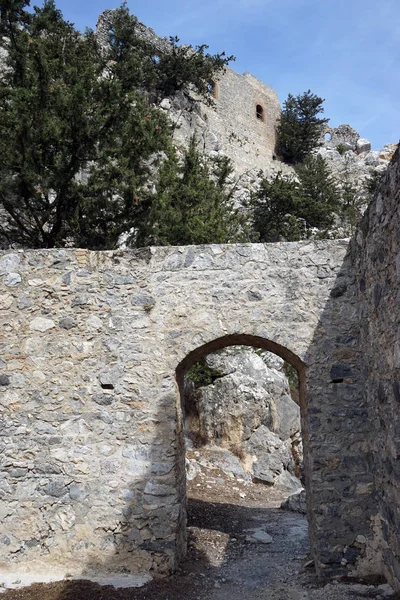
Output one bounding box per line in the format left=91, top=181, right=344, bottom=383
left=184, top=347, right=302, bottom=489
left=196, top=446, right=249, bottom=480
left=274, top=394, right=300, bottom=440
left=281, top=489, right=307, bottom=513
left=275, top=471, right=303, bottom=493
left=356, top=138, right=372, bottom=154
left=364, top=151, right=380, bottom=166
left=187, top=347, right=296, bottom=444
left=159, top=98, right=172, bottom=110
left=189, top=372, right=274, bottom=444
left=245, top=426, right=294, bottom=485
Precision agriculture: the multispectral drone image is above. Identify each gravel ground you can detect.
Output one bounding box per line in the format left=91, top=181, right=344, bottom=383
left=1, top=449, right=397, bottom=600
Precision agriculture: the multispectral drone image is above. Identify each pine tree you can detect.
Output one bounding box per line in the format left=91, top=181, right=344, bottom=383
left=295, top=154, right=340, bottom=231
left=250, top=174, right=304, bottom=242
left=251, top=155, right=340, bottom=241
left=365, top=168, right=383, bottom=196
left=275, top=90, right=329, bottom=165
left=333, top=155, right=365, bottom=235
left=134, top=137, right=250, bottom=247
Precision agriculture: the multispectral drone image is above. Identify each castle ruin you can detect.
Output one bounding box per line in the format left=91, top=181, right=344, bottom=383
left=0, top=10, right=400, bottom=593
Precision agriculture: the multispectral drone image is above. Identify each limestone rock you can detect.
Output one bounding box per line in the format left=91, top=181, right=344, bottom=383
left=0, top=294, right=13, bottom=310
left=0, top=253, right=20, bottom=274
left=0, top=374, right=10, bottom=386
left=356, top=138, right=372, bottom=154
left=159, top=98, right=172, bottom=110
left=185, top=458, right=201, bottom=481
left=322, top=124, right=359, bottom=151
left=364, top=151, right=380, bottom=166
left=274, top=394, right=300, bottom=440
left=5, top=272, right=21, bottom=286
left=29, top=317, right=56, bottom=332
left=59, top=316, right=77, bottom=330
left=275, top=470, right=303, bottom=493
left=246, top=425, right=294, bottom=485
left=280, top=489, right=307, bottom=514
left=246, top=529, right=273, bottom=544
left=195, top=446, right=249, bottom=480
left=185, top=347, right=302, bottom=489
left=316, top=126, right=398, bottom=232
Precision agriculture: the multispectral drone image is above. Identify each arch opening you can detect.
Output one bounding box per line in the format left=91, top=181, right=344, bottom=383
left=175, top=334, right=308, bottom=568
left=256, top=104, right=265, bottom=121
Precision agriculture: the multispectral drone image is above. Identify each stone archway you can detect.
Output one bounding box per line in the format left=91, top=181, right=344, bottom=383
left=0, top=239, right=373, bottom=583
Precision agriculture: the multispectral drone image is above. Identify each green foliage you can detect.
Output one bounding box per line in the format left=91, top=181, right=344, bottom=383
left=101, top=7, right=233, bottom=105
left=294, top=154, right=340, bottom=230
left=1, top=0, right=99, bottom=247
left=283, top=362, right=299, bottom=401
left=0, top=1, right=234, bottom=249
left=250, top=173, right=304, bottom=242
left=186, top=358, right=223, bottom=388
left=251, top=155, right=340, bottom=242
left=365, top=169, right=383, bottom=196
left=134, top=137, right=250, bottom=247
left=154, top=36, right=234, bottom=105
left=275, top=90, right=329, bottom=165
left=340, top=181, right=362, bottom=234
left=337, top=157, right=365, bottom=235
left=336, top=143, right=347, bottom=155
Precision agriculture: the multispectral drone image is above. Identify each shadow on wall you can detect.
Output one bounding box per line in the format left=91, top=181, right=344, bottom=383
left=50, top=395, right=179, bottom=598
left=302, top=240, right=377, bottom=579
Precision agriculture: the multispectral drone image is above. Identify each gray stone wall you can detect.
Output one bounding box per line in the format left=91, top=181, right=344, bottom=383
left=304, top=243, right=375, bottom=577
left=353, top=147, right=400, bottom=590
left=0, top=239, right=375, bottom=583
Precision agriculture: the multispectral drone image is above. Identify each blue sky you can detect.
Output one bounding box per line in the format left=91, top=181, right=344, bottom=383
left=51, top=0, right=399, bottom=150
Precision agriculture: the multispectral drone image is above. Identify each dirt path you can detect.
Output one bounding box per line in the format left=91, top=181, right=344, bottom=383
left=1, top=455, right=396, bottom=600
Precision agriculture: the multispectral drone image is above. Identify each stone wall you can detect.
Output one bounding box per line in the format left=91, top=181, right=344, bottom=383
left=353, top=147, right=400, bottom=590
left=0, top=239, right=375, bottom=583
left=3, top=211, right=400, bottom=587
left=304, top=242, right=375, bottom=577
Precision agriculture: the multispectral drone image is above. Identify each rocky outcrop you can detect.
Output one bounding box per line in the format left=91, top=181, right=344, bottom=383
left=184, top=347, right=303, bottom=493
left=317, top=125, right=399, bottom=228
